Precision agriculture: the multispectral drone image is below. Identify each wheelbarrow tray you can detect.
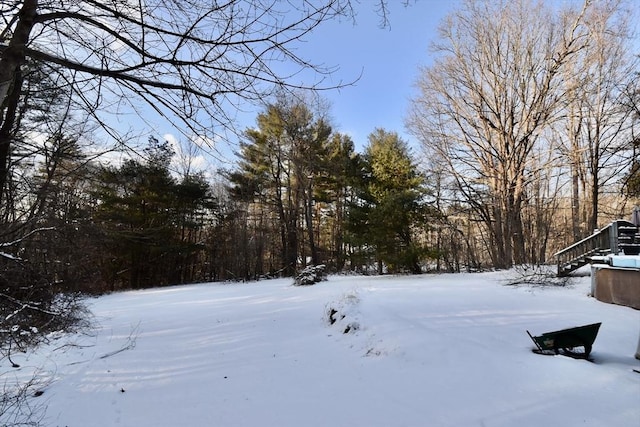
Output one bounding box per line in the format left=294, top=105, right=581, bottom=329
left=527, top=322, right=601, bottom=358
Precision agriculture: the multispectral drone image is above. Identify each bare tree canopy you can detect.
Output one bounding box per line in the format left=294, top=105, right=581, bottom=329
left=407, top=0, right=638, bottom=268
left=558, top=0, right=639, bottom=233
left=1, top=0, right=363, bottom=129
left=0, top=0, right=390, bottom=205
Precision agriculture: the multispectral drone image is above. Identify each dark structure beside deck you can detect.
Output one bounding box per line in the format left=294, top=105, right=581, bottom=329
left=590, top=264, right=640, bottom=310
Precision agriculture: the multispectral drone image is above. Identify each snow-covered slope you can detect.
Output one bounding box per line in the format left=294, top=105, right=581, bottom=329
left=6, top=271, right=640, bottom=426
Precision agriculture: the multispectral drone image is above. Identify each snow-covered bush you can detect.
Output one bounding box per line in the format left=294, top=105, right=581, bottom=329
left=325, top=292, right=360, bottom=334
left=293, top=264, right=327, bottom=286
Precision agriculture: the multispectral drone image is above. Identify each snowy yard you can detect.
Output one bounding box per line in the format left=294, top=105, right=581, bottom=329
left=5, top=271, right=640, bottom=426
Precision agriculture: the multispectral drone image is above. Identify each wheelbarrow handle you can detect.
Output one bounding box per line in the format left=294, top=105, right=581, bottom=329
left=527, top=330, right=544, bottom=352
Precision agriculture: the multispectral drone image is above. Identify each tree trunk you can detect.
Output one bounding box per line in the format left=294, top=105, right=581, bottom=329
left=572, top=164, right=581, bottom=240
left=285, top=213, right=298, bottom=276
left=334, top=193, right=345, bottom=271
left=490, top=199, right=510, bottom=269
left=0, top=0, right=38, bottom=206
left=511, top=192, right=526, bottom=266
left=590, top=165, right=599, bottom=232
left=305, top=184, right=319, bottom=266
left=0, top=73, right=21, bottom=207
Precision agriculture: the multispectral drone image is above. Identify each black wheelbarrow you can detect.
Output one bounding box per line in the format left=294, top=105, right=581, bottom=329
left=527, top=322, right=601, bottom=358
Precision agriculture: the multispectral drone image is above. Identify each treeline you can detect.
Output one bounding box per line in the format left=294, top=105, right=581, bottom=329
left=3, top=90, right=637, bottom=295
left=1, top=0, right=639, bottom=297
left=1, top=93, right=444, bottom=293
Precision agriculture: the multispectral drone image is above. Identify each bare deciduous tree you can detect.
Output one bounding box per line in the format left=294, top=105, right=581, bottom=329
left=558, top=0, right=638, bottom=233
left=408, top=0, right=593, bottom=268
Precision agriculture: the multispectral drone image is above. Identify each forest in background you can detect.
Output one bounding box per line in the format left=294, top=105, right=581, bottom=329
left=1, top=0, right=639, bottom=297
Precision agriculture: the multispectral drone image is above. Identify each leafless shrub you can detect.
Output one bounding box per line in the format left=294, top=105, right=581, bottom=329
left=505, top=264, right=571, bottom=287
left=1, top=289, right=91, bottom=365
left=0, top=370, right=50, bottom=427
left=0, top=282, right=91, bottom=426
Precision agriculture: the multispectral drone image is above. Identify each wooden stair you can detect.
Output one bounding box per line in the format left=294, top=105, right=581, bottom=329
left=556, top=220, right=639, bottom=277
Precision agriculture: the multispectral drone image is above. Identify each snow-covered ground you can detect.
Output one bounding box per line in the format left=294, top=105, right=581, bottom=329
left=4, top=271, right=640, bottom=426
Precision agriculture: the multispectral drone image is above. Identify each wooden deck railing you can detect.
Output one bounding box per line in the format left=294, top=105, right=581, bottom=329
left=555, top=220, right=639, bottom=276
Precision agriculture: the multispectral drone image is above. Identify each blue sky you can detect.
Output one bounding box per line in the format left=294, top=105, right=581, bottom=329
left=297, top=1, right=458, bottom=149
left=154, top=1, right=460, bottom=169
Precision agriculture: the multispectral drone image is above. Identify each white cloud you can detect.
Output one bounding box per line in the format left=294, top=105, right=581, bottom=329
left=164, top=132, right=213, bottom=178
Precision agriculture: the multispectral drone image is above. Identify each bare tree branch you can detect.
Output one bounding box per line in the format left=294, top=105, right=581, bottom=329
left=0, top=0, right=372, bottom=204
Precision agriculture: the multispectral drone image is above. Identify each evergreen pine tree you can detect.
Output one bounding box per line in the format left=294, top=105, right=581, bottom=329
left=347, top=129, right=431, bottom=274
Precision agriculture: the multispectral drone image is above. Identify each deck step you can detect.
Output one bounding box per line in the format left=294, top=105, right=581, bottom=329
left=556, top=220, right=639, bottom=276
